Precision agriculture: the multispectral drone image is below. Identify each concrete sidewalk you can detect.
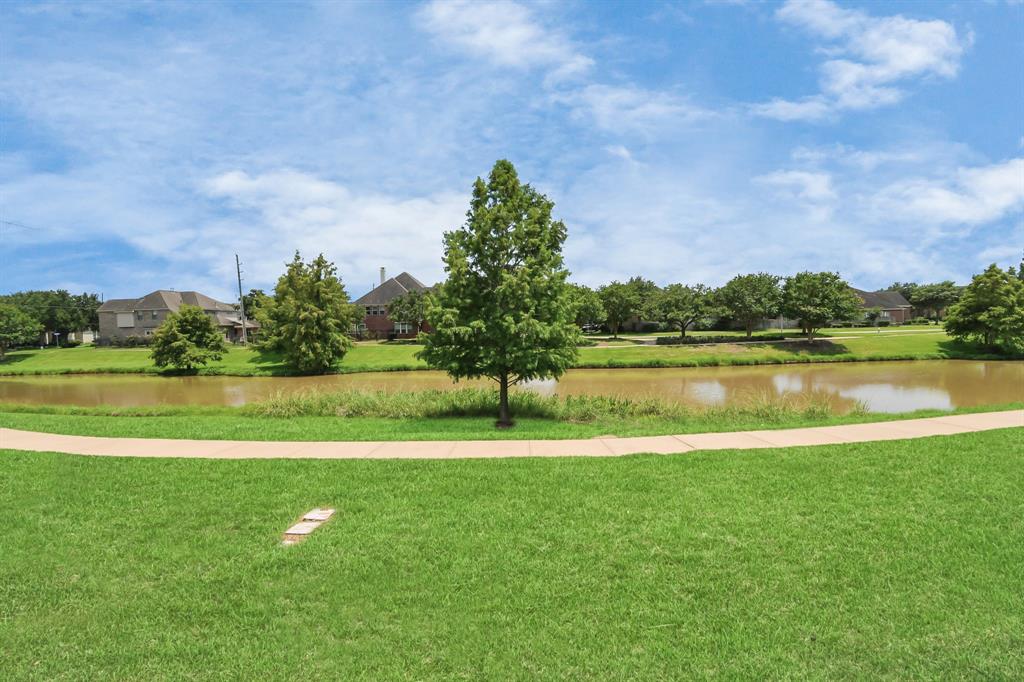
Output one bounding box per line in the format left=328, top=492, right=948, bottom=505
left=1, top=410, right=1020, bottom=460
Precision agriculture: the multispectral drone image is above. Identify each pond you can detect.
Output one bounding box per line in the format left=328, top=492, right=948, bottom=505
left=1, top=360, right=1021, bottom=413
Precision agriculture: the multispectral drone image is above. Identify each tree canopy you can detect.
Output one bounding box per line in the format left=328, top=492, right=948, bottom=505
left=782, top=272, right=861, bottom=342
left=597, top=281, right=639, bottom=338
left=0, top=290, right=100, bottom=337
left=645, top=284, right=717, bottom=337
left=717, top=273, right=783, bottom=337
left=150, top=304, right=228, bottom=371
left=0, top=304, right=43, bottom=358
left=420, top=159, right=579, bottom=427
left=258, top=252, right=359, bottom=374
left=944, top=264, right=1024, bottom=353
left=387, top=289, right=432, bottom=334
left=909, top=281, right=961, bottom=319
left=568, top=284, right=605, bottom=329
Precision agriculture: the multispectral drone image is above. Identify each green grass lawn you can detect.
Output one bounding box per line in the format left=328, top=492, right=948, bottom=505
left=0, top=331, right=1013, bottom=376
left=2, top=428, right=1021, bottom=679
left=1, top=401, right=1020, bottom=441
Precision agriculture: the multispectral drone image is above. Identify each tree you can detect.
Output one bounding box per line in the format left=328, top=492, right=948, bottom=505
left=598, top=281, right=639, bottom=338
left=258, top=252, right=359, bottom=374
left=150, top=304, right=228, bottom=371
left=388, top=289, right=432, bottom=334
left=887, top=281, right=919, bottom=304
left=625, top=276, right=659, bottom=315
left=782, top=271, right=862, bottom=343
left=420, top=159, right=580, bottom=427
left=864, top=307, right=882, bottom=328
left=241, top=288, right=270, bottom=320
left=646, top=284, right=717, bottom=337
left=0, top=304, right=42, bottom=359
left=910, top=281, right=961, bottom=320
left=568, top=284, right=605, bottom=329
left=0, top=289, right=100, bottom=339
left=717, top=273, right=783, bottom=338
left=944, top=264, right=1024, bottom=352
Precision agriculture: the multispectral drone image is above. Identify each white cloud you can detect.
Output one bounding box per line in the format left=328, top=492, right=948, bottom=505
left=874, top=158, right=1024, bottom=225
left=201, top=169, right=467, bottom=294
left=755, top=0, right=967, bottom=120
left=755, top=170, right=836, bottom=202
left=416, top=0, right=592, bottom=81
left=556, top=84, right=713, bottom=136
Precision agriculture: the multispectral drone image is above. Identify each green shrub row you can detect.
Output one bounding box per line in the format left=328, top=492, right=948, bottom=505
left=654, top=334, right=787, bottom=345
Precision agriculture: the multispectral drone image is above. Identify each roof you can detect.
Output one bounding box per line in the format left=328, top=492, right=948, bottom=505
left=97, top=290, right=237, bottom=314
left=353, top=272, right=430, bottom=306
left=853, top=288, right=912, bottom=309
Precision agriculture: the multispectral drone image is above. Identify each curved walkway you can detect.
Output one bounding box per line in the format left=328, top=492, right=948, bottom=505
left=1, top=410, right=1020, bottom=460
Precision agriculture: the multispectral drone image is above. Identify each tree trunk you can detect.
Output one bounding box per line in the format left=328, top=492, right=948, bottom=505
left=746, top=321, right=754, bottom=338
left=807, top=327, right=816, bottom=344
left=612, top=320, right=619, bottom=339
left=497, top=371, right=512, bottom=428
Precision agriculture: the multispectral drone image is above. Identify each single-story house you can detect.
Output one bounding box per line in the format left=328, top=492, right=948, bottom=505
left=852, top=288, right=913, bottom=324
left=352, top=268, right=431, bottom=339
left=97, top=290, right=257, bottom=345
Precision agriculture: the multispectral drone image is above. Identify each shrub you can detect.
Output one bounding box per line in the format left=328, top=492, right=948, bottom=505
left=61, top=340, right=82, bottom=348
left=655, top=334, right=786, bottom=345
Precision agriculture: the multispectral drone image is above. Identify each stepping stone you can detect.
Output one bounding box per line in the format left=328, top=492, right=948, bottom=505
left=284, top=520, right=321, bottom=536
left=302, top=508, right=335, bottom=522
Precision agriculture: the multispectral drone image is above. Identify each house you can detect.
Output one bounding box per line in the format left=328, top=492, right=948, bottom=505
left=852, top=288, right=913, bottom=325
left=352, top=268, right=430, bottom=339
left=97, top=290, right=257, bottom=345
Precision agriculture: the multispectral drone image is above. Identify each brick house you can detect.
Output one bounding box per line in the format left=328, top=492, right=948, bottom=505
left=97, top=290, right=257, bottom=344
left=852, top=288, right=913, bottom=325
left=352, top=269, right=431, bottom=339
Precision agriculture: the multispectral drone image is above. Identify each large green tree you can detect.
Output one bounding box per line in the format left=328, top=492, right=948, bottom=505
left=259, top=252, right=359, bottom=374
left=150, top=304, right=228, bottom=371
left=782, top=272, right=862, bottom=343
left=646, top=284, right=717, bottom=337
left=568, top=284, right=605, bottom=329
left=420, top=160, right=580, bottom=427
left=598, top=281, right=639, bottom=338
left=388, top=289, right=432, bottom=334
left=909, top=281, right=961, bottom=320
left=717, top=273, right=783, bottom=337
left=0, top=304, right=43, bottom=358
left=944, top=264, right=1024, bottom=352
left=0, top=290, right=100, bottom=338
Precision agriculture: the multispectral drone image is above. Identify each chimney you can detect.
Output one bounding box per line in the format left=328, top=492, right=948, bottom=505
left=380, top=267, right=386, bottom=286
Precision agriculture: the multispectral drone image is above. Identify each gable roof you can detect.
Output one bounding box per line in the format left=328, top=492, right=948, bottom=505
left=853, top=288, right=912, bottom=309
left=353, top=272, right=430, bottom=306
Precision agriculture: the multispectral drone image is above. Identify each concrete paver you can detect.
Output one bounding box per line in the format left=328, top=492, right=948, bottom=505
left=1, top=409, right=1020, bottom=460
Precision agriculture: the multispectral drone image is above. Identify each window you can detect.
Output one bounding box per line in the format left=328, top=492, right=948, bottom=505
left=116, top=313, right=134, bottom=328
left=394, top=322, right=412, bottom=334
left=137, top=311, right=143, bottom=320
left=152, top=311, right=158, bottom=319
left=365, top=305, right=387, bottom=317
left=145, top=329, right=154, bottom=336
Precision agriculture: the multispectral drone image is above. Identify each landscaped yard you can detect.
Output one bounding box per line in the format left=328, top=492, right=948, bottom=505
left=0, top=329, right=1012, bottom=377
left=2, top=428, right=1021, bottom=679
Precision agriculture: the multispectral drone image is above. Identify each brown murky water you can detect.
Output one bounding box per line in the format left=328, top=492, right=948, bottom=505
left=0, top=361, right=1020, bottom=413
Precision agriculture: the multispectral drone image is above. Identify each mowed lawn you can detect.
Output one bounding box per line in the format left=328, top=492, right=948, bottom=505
left=2, top=429, right=1021, bottom=679
left=0, top=330, right=1010, bottom=376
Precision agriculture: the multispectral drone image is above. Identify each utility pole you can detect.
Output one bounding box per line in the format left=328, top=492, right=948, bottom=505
left=235, top=254, right=248, bottom=345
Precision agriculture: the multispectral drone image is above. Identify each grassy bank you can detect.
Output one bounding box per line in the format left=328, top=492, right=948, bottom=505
left=2, top=428, right=1021, bottom=678
left=1, top=389, right=1019, bottom=441
left=0, top=331, right=1016, bottom=377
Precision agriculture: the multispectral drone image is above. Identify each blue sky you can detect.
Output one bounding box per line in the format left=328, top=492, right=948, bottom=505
left=2, top=0, right=1021, bottom=301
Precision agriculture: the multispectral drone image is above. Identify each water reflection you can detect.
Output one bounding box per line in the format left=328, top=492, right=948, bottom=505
left=0, top=360, right=1021, bottom=414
